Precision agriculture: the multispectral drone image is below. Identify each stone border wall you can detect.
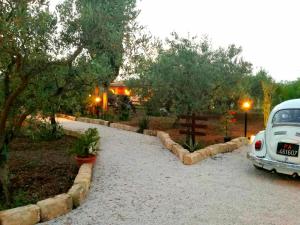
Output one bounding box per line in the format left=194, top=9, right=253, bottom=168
left=76, top=117, right=109, bottom=127
left=0, top=129, right=95, bottom=225
left=58, top=115, right=249, bottom=165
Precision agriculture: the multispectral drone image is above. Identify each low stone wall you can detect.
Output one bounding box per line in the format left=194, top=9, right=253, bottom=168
left=58, top=115, right=249, bottom=165
left=56, top=113, right=76, bottom=121
left=0, top=130, right=95, bottom=225
left=183, top=137, right=249, bottom=165
left=157, top=131, right=248, bottom=165
left=143, top=129, right=157, bottom=136
left=76, top=117, right=109, bottom=127
left=110, top=123, right=139, bottom=132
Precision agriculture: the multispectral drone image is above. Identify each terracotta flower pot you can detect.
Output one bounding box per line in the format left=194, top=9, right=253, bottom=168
left=75, top=155, right=97, bottom=166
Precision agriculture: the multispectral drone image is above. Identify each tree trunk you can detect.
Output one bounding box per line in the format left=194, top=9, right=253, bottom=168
left=0, top=135, right=11, bottom=205
left=0, top=160, right=10, bottom=204
left=50, top=114, right=57, bottom=135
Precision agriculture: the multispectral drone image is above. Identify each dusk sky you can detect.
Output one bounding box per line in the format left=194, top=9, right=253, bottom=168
left=51, top=0, right=300, bottom=81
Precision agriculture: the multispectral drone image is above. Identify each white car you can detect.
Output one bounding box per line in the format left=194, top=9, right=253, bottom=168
left=247, top=99, right=300, bottom=176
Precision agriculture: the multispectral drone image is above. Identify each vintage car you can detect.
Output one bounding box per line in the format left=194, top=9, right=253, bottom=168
left=247, top=99, right=300, bottom=176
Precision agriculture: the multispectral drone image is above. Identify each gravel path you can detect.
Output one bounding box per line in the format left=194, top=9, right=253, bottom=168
left=43, top=119, right=300, bottom=225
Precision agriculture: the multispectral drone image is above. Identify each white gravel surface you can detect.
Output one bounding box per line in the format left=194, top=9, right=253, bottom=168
left=42, top=119, right=300, bottom=225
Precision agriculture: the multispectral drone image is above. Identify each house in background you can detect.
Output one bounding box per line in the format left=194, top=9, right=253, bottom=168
left=88, top=81, right=133, bottom=115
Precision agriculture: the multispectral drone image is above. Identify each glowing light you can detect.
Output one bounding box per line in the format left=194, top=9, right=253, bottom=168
left=95, top=97, right=101, bottom=103
left=241, top=100, right=252, bottom=111
left=102, top=92, right=108, bottom=111
left=124, top=89, right=131, bottom=96
left=89, top=94, right=91, bottom=97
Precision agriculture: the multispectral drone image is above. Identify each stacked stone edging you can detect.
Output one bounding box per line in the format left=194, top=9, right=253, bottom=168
left=57, top=115, right=249, bottom=165
left=56, top=113, right=76, bottom=121
left=183, top=137, right=249, bottom=165
left=110, top=123, right=139, bottom=132
left=0, top=129, right=95, bottom=225
left=76, top=117, right=109, bottom=126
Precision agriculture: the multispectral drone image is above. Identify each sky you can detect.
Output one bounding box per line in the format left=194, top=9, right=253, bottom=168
left=136, top=0, right=300, bottom=82
left=50, top=0, right=300, bottom=82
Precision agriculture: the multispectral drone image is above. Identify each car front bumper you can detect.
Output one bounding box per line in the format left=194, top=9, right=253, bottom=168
left=247, top=152, right=300, bottom=176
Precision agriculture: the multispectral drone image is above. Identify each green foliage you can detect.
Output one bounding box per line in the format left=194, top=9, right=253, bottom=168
left=0, top=189, right=35, bottom=210
left=144, top=100, right=162, bottom=116
left=24, top=120, right=65, bottom=142
left=137, top=117, right=150, bottom=133
left=273, top=79, right=300, bottom=105
left=0, top=0, right=138, bottom=204
left=0, top=145, right=9, bottom=166
left=129, top=33, right=252, bottom=116
left=70, top=128, right=100, bottom=157
left=219, top=111, right=237, bottom=137
left=182, top=138, right=204, bottom=153
left=100, top=112, right=116, bottom=122
left=116, top=95, right=132, bottom=121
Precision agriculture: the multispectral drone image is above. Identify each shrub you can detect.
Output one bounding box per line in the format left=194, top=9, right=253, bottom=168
left=137, top=117, right=150, bottom=133
left=24, top=119, right=64, bottom=141
left=182, top=138, right=204, bottom=153
left=69, top=128, right=100, bottom=157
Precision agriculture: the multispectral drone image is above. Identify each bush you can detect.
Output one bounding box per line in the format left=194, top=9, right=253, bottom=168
left=100, top=111, right=116, bottom=122
left=182, top=138, right=204, bottom=153
left=24, top=119, right=64, bottom=141
left=69, top=128, right=100, bottom=157
left=137, top=117, right=150, bottom=133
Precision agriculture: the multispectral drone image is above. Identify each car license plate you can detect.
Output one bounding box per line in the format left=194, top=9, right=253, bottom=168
left=277, top=142, right=299, bottom=157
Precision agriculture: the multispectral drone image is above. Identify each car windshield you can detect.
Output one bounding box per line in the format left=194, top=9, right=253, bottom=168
left=272, top=109, right=300, bottom=124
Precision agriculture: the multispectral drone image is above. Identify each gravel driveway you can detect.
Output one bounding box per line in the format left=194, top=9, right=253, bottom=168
left=43, top=119, right=300, bottom=225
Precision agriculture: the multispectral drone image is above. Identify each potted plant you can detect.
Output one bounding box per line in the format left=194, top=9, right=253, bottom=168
left=221, top=110, right=237, bottom=142
left=70, top=128, right=100, bottom=166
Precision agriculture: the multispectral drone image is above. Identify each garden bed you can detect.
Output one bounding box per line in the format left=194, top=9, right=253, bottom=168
left=0, top=136, right=78, bottom=210
left=119, top=112, right=264, bottom=146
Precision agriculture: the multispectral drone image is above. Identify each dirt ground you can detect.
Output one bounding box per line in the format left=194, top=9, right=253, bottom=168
left=0, top=136, right=78, bottom=210
left=121, top=111, right=265, bottom=146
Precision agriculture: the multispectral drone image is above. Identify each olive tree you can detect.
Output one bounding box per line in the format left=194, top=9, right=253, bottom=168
left=0, top=0, right=138, bottom=203
left=128, top=33, right=252, bottom=116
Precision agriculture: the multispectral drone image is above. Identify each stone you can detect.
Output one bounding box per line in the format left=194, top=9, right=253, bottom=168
left=232, top=137, right=249, bottom=145
left=216, top=144, right=230, bottom=153
left=171, top=143, right=183, bottom=155
left=163, top=138, right=176, bottom=150
left=68, top=184, right=87, bottom=207
left=143, top=129, right=157, bottom=136
left=225, top=141, right=239, bottom=152
left=37, top=194, right=73, bottom=222
left=76, top=117, right=109, bottom=126
left=176, top=146, right=190, bottom=162
left=63, top=129, right=82, bottom=138
left=183, top=151, right=205, bottom=165
left=230, top=138, right=244, bottom=147
left=74, top=173, right=91, bottom=191
left=110, top=123, right=138, bottom=132
left=78, top=163, right=93, bottom=175
left=197, top=148, right=211, bottom=158
left=0, top=204, right=40, bottom=225
left=208, top=145, right=221, bottom=155
left=156, top=131, right=169, bottom=141
left=56, top=113, right=76, bottom=121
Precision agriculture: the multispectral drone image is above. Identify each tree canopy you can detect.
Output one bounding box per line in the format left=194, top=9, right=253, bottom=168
left=128, top=34, right=252, bottom=116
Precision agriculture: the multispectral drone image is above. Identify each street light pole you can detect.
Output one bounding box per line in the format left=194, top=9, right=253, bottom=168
left=241, top=100, right=252, bottom=138
left=244, top=111, right=247, bottom=137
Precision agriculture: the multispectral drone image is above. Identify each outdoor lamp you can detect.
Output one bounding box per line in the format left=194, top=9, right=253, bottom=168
left=95, top=97, right=101, bottom=103
left=241, top=100, right=253, bottom=137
